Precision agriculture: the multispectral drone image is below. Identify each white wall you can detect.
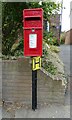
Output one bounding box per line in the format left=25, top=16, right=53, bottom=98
left=61, top=0, right=72, bottom=32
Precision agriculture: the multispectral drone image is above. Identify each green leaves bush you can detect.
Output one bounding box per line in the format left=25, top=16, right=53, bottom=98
left=43, top=31, right=59, bottom=46
left=2, top=2, right=61, bottom=55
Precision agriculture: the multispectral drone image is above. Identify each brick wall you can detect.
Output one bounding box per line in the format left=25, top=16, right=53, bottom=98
left=50, top=14, right=60, bottom=39
left=65, top=29, right=72, bottom=45
left=2, top=58, right=66, bottom=105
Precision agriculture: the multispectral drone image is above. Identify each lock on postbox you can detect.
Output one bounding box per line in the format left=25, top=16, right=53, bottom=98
left=23, top=8, right=43, bottom=56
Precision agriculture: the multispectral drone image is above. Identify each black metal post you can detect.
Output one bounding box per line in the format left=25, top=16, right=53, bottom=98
left=35, top=70, right=37, bottom=109
left=32, top=70, right=37, bottom=110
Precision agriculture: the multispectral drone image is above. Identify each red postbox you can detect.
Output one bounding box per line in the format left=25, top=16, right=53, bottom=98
left=23, top=8, right=43, bottom=56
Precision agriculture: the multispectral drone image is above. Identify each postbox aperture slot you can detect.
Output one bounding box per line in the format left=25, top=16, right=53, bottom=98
left=24, top=17, right=41, bottom=21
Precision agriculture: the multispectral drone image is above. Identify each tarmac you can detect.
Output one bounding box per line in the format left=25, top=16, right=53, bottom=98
left=1, top=45, right=71, bottom=119
left=59, top=45, right=71, bottom=76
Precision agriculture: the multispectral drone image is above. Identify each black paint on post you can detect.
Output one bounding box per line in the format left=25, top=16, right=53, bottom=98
left=35, top=70, right=37, bottom=109
left=32, top=70, right=37, bottom=110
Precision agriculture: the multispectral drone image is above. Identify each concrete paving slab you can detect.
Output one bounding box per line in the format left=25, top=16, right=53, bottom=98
left=15, top=104, right=70, bottom=118
left=2, top=107, right=15, bottom=118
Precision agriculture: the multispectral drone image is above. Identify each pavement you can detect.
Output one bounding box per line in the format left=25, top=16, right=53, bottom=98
left=1, top=45, right=71, bottom=118
left=0, top=107, right=2, bottom=120
left=14, top=104, right=70, bottom=118
left=2, top=102, right=70, bottom=118
left=59, top=45, right=71, bottom=76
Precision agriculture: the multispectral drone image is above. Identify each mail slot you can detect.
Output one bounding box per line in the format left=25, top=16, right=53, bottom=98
left=23, top=8, right=43, bottom=56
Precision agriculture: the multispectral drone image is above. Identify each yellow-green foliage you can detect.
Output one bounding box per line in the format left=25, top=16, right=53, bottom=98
left=49, top=45, right=60, bottom=53
left=42, top=42, right=65, bottom=80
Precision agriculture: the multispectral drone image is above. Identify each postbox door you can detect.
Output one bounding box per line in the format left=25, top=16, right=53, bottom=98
left=24, top=28, right=42, bottom=56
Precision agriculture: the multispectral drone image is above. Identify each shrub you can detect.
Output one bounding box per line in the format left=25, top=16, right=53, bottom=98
left=60, top=32, right=66, bottom=44
left=43, top=31, right=59, bottom=46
